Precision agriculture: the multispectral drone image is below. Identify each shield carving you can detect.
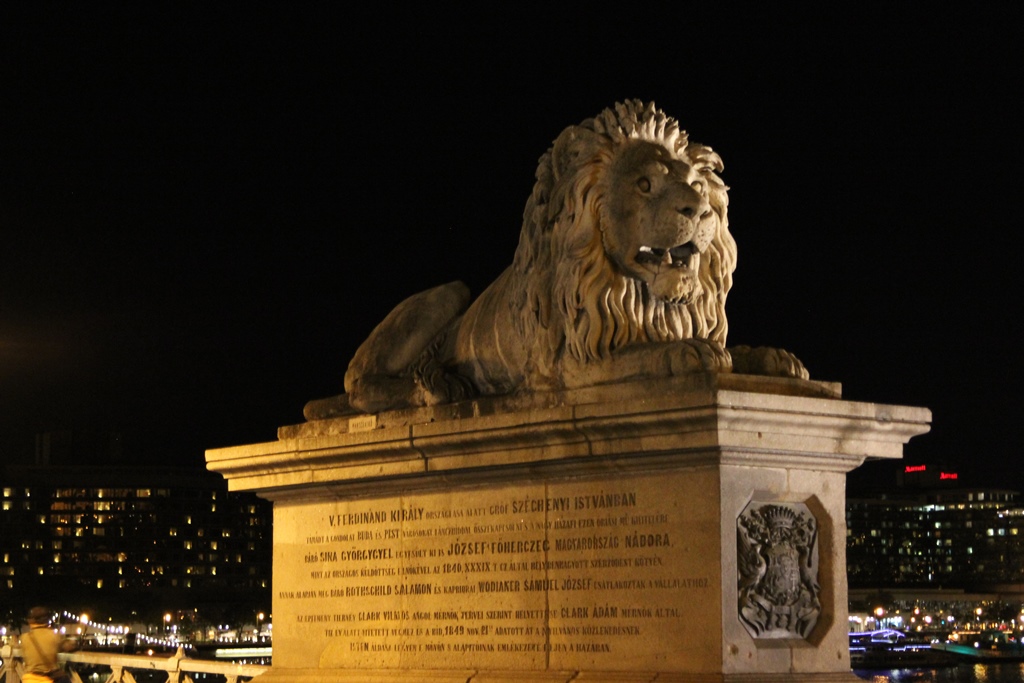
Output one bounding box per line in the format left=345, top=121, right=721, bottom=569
left=736, top=501, right=821, bottom=639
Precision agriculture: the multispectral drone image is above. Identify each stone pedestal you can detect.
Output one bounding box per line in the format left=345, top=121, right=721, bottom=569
left=206, top=373, right=930, bottom=682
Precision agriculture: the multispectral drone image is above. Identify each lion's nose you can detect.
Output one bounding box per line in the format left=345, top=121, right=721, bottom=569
left=677, top=200, right=711, bottom=220
left=675, top=189, right=709, bottom=219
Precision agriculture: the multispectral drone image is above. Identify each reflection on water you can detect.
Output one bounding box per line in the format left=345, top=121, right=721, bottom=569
left=854, top=663, right=1024, bottom=682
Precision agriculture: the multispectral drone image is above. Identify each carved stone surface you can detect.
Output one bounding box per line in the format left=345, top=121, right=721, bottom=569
left=736, top=501, right=821, bottom=640
left=208, top=377, right=932, bottom=681
left=333, top=100, right=807, bottom=416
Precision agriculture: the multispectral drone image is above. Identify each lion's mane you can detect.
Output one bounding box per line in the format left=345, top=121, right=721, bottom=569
left=333, top=101, right=749, bottom=415
left=511, top=100, right=736, bottom=367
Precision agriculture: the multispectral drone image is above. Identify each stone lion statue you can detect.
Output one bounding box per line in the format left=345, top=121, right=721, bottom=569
left=337, top=100, right=806, bottom=414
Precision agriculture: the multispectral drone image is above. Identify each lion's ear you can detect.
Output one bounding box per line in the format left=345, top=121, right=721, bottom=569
left=550, top=125, right=604, bottom=183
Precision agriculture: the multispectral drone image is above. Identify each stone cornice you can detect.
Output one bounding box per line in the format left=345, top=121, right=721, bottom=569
left=205, top=374, right=929, bottom=500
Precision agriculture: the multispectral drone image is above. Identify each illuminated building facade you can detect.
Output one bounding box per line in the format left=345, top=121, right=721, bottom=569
left=0, top=465, right=271, bottom=617
left=847, top=472, right=1024, bottom=589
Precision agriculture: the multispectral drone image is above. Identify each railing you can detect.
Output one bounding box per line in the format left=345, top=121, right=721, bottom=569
left=0, top=646, right=268, bottom=683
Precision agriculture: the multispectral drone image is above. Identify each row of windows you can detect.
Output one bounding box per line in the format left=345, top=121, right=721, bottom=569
left=857, top=526, right=1020, bottom=537
left=4, top=577, right=269, bottom=590
left=4, top=537, right=260, bottom=553
left=5, top=547, right=262, bottom=562
left=5, top=525, right=258, bottom=540
left=3, top=487, right=183, bottom=499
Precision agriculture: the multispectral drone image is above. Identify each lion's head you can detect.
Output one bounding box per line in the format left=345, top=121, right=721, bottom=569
left=514, top=100, right=736, bottom=364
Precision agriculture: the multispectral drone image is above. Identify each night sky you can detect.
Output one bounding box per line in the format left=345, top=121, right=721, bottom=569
left=2, top=7, right=1020, bottom=490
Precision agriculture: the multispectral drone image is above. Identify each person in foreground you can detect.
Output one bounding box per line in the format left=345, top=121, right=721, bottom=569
left=19, top=606, right=76, bottom=683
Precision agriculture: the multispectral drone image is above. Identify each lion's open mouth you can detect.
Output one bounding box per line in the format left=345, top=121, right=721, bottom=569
left=636, top=243, right=698, bottom=270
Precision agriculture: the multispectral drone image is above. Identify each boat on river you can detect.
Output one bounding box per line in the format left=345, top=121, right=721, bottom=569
left=850, top=629, right=958, bottom=668
left=931, top=630, right=1024, bottom=662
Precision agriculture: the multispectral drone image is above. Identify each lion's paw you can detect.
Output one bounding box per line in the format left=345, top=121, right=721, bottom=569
left=666, top=339, right=731, bottom=376
left=729, top=345, right=809, bottom=380
left=414, top=358, right=476, bottom=406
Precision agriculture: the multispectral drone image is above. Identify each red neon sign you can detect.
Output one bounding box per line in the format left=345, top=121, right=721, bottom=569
left=940, top=472, right=958, bottom=480
left=905, top=465, right=927, bottom=473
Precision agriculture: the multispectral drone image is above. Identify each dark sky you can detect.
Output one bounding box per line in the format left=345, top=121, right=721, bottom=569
left=1, top=7, right=1020, bottom=489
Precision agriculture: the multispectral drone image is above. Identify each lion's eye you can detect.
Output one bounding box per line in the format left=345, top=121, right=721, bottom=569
left=691, top=180, right=705, bottom=194
left=637, top=177, right=651, bottom=193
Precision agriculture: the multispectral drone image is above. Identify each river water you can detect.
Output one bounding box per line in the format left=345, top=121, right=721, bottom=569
left=855, top=663, right=1024, bottom=682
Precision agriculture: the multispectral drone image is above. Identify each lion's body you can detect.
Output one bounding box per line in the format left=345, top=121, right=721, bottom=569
left=343, top=101, right=803, bottom=414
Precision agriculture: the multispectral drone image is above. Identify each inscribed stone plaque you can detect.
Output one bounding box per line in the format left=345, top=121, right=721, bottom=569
left=272, top=470, right=722, bottom=671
